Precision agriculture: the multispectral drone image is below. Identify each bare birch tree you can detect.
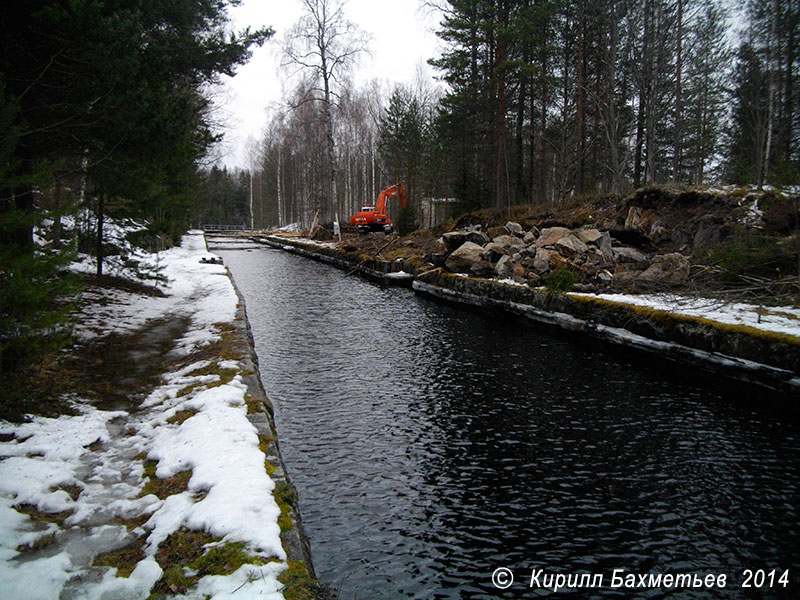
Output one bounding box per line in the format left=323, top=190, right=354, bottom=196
left=282, top=0, right=370, bottom=223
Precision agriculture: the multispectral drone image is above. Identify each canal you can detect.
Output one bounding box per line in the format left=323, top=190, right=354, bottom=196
left=213, top=239, right=799, bottom=599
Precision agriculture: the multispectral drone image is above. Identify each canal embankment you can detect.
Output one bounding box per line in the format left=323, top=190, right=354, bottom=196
left=0, top=228, right=321, bottom=600
left=240, top=233, right=800, bottom=399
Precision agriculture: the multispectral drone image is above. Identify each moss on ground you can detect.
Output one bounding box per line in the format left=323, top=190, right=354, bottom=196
left=166, top=408, right=198, bottom=425
left=278, top=561, right=325, bottom=600
left=93, top=536, right=147, bottom=577
left=274, top=482, right=297, bottom=533
left=16, top=532, right=57, bottom=553
left=13, top=503, right=73, bottom=526
left=148, top=528, right=271, bottom=597
left=139, top=459, right=192, bottom=499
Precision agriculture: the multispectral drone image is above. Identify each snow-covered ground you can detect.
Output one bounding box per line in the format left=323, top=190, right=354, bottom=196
left=0, top=231, right=287, bottom=599
left=569, top=291, right=800, bottom=338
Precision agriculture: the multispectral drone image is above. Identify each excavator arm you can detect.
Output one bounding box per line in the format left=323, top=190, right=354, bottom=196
left=375, top=183, right=407, bottom=215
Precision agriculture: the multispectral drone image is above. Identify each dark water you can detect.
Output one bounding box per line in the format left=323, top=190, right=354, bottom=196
left=214, top=242, right=799, bottom=599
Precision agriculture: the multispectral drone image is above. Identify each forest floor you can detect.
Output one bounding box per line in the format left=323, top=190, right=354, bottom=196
left=0, top=231, right=294, bottom=599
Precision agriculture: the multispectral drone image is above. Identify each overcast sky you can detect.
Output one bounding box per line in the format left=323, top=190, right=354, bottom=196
left=214, top=0, right=443, bottom=169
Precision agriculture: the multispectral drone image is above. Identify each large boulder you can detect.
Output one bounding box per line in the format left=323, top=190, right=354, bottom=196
left=487, top=225, right=508, bottom=239
left=576, top=228, right=603, bottom=245
left=523, top=230, right=537, bottom=244
left=495, top=255, right=515, bottom=278
left=505, top=221, right=524, bottom=237
left=555, top=234, right=588, bottom=257
left=597, top=232, right=614, bottom=263
left=613, top=246, right=649, bottom=265
left=465, top=230, right=491, bottom=246
left=535, top=226, right=571, bottom=248
left=470, top=260, right=496, bottom=278
left=491, top=234, right=526, bottom=254
left=533, top=249, right=554, bottom=273
left=482, top=245, right=506, bottom=263
left=638, top=253, right=691, bottom=285
left=445, top=241, right=485, bottom=273
left=441, top=231, right=468, bottom=251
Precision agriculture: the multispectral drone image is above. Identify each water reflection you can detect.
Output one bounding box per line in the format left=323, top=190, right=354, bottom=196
left=215, top=244, right=799, bottom=599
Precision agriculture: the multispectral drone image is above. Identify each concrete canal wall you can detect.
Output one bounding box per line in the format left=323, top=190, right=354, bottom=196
left=243, top=234, right=800, bottom=400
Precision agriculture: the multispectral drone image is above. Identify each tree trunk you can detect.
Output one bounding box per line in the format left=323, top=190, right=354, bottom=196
left=96, top=192, right=104, bottom=278
left=673, top=0, right=683, bottom=182
left=576, top=0, right=586, bottom=194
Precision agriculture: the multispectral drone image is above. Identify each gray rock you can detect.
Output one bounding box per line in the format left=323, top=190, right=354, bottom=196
left=435, top=237, right=447, bottom=253
left=505, top=221, right=524, bottom=236
left=649, top=220, right=670, bottom=245
left=597, top=232, right=614, bottom=263
left=445, top=241, right=485, bottom=273
left=533, top=248, right=554, bottom=273
left=613, top=246, right=649, bottom=265
left=613, top=264, right=643, bottom=285
left=512, top=246, right=537, bottom=261
left=625, top=206, right=643, bottom=229
left=465, top=230, right=491, bottom=246
left=693, top=217, right=721, bottom=252
left=527, top=272, right=542, bottom=285
left=535, top=226, right=571, bottom=248
left=482, top=245, right=506, bottom=263
left=555, top=234, right=588, bottom=257
left=576, top=228, right=603, bottom=245
left=638, top=253, right=690, bottom=285
left=470, top=260, right=496, bottom=278
left=491, top=234, right=526, bottom=254
left=495, top=254, right=515, bottom=278
left=441, top=231, right=469, bottom=252
left=487, top=225, right=508, bottom=239
left=523, top=230, right=537, bottom=244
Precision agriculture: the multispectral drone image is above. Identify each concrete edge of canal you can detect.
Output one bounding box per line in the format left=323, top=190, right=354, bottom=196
left=239, top=234, right=800, bottom=402
left=206, top=234, right=324, bottom=598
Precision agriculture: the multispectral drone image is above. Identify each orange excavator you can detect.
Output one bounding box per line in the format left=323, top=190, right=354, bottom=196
left=350, top=183, right=406, bottom=234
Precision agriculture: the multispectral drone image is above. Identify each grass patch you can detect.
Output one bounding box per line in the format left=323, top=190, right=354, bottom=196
left=245, top=393, right=262, bottom=414
left=118, top=513, right=152, bottom=532
left=139, top=459, right=192, bottom=499
left=149, top=528, right=270, bottom=597
left=166, top=408, right=198, bottom=425
left=93, top=536, right=147, bottom=577
left=278, top=561, right=325, bottom=600
left=274, top=482, right=297, bottom=533
left=16, top=532, right=57, bottom=553
left=13, top=503, right=73, bottom=526
left=50, top=483, right=83, bottom=501
left=175, top=364, right=238, bottom=398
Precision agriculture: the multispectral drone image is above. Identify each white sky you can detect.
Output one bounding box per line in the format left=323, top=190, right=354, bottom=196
left=214, top=0, right=443, bottom=168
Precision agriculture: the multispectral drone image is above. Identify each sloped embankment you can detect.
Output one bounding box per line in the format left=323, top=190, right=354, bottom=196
left=414, top=269, right=800, bottom=397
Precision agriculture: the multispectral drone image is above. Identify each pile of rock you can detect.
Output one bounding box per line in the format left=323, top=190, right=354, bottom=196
left=433, top=221, right=690, bottom=289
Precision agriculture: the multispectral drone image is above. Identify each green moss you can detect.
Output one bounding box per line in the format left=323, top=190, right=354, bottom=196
left=93, top=536, right=146, bottom=577
left=16, top=532, right=57, bottom=553
left=277, top=561, right=319, bottom=600
left=166, top=408, right=198, bottom=425
left=149, top=529, right=272, bottom=598
left=13, top=503, right=73, bottom=526
left=140, top=459, right=191, bottom=499
left=264, top=460, right=276, bottom=476
left=274, top=481, right=297, bottom=532
left=567, top=294, right=800, bottom=346
left=245, top=393, right=262, bottom=414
